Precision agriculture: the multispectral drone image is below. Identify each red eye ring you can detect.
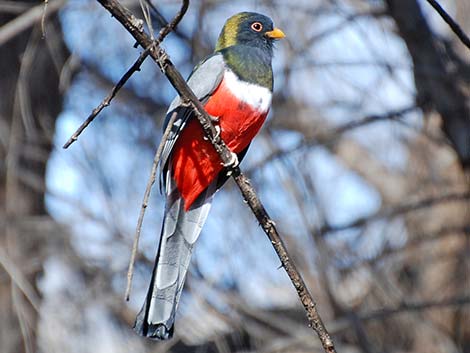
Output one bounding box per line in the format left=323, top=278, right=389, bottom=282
left=251, top=22, right=263, bottom=32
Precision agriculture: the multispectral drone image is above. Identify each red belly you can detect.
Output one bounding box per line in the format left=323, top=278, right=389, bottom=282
left=171, top=77, right=268, bottom=210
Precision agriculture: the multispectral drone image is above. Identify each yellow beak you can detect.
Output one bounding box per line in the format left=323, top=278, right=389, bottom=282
left=265, top=28, right=285, bottom=39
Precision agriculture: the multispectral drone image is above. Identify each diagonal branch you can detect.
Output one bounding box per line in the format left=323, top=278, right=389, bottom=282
left=62, top=48, right=151, bottom=149
left=62, top=0, right=189, bottom=149
left=94, top=0, right=337, bottom=352
left=425, top=0, right=470, bottom=50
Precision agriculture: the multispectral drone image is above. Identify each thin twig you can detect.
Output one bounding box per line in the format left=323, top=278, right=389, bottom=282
left=62, top=0, right=189, bottom=149
left=361, top=295, right=470, bottom=321
left=0, top=0, right=64, bottom=47
left=425, top=0, right=470, bottom=51
left=0, top=1, right=32, bottom=14
left=124, top=110, right=178, bottom=301
left=62, top=48, right=151, bottom=149
left=320, top=191, right=470, bottom=235
left=143, top=0, right=193, bottom=44
left=247, top=105, right=417, bottom=174
left=40, top=0, right=48, bottom=38
left=95, top=1, right=337, bottom=351
left=0, top=247, right=40, bottom=312
left=155, top=0, right=189, bottom=40
left=127, top=1, right=190, bottom=302
left=139, top=0, right=154, bottom=40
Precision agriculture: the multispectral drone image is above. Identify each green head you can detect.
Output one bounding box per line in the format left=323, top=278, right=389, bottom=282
left=214, top=12, right=284, bottom=89
left=215, top=12, right=285, bottom=52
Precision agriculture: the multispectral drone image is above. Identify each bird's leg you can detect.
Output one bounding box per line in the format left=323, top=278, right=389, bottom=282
left=203, top=116, right=221, bottom=141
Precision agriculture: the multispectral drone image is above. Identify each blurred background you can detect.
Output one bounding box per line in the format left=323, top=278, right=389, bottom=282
left=1, top=0, right=469, bottom=352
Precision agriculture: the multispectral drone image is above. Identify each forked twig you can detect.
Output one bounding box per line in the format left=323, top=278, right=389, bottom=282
left=62, top=0, right=189, bottom=149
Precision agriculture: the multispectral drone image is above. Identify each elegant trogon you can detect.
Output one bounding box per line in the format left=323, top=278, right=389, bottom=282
left=134, top=12, right=285, bottom=339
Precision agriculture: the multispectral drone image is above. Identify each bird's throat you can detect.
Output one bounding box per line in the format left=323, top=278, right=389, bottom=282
left=220, top=45, right=273, bottom=90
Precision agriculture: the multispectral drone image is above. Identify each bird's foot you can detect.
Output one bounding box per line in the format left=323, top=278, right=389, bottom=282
left=212, top=125, right=221, bottom=141
left=222, top=151, right=239, bottom=175
left=209, top=115, right=220, bottom=123
left=203, top=125, right=221, bottom=142
left=157, top=50, right=169, bottom=73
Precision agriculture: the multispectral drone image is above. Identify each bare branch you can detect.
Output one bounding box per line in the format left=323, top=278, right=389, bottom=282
left=0, top=247, right=40, bottom=312
left=320, top=191, right=470, bottom=235
left=0, top=0, right=65, bottom=47
left=62, top=0, right=189, bottom=149
left=0, top=1, right=32, bottom=14
left=40, top=0, right=48, bottom=38
left=94, top=0, right=337, bottom=351
left=361, top=295, right=470, bottom=322
left=425, top=0, right=470, bottom=51
left=386, top=0, right=470, bottom=167
left=249, top=105, right=417, bottom=174
left=62, top=48, right=151, bottom=149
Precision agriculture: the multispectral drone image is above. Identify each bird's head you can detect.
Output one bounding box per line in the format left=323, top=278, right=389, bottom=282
left=215, top=12, right=285, bottom=52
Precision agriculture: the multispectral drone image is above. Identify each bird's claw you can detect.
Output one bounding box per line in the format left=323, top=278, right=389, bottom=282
left=209, top=115, right=220, bottom=123
left=205, top=125, right=221, bottom=141
left=157, top=50, right=169, bottom=73
left=222, top=152, right=239, bottom=173
left=213, top=125, right=221, bottom=141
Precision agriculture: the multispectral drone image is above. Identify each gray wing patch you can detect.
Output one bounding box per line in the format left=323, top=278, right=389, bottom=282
left=159, top=53, right=226, bottom=189
left=166, top=53, right=226, bottom=113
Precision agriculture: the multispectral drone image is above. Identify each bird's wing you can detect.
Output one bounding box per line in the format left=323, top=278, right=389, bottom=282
left=134, top=53, right=226, bottom=340
left=159, top=52, right=226, bottom=185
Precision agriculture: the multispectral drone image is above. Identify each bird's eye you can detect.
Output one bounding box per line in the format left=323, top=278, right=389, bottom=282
left=251, top=22, right=263, bottom=32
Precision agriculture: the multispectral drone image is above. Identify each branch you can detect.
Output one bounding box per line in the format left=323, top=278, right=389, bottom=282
left=361, top=295, right=470, bottom=322
left=94, top=0, right=336, bottom=351
left=320, top=191, right=470, bottom=235
left=62, top=49, right=150, bottom=149
left=62, top=0, right=189, bottom=149
left=386, top=0, right=470, bottom=167
left=0, top=0, right=65, bottom=47
left=325, top=295, right=470, bottom=335
left=248, top=105, right=417, bottom=174
left=425, top=0, right=470, bottom=51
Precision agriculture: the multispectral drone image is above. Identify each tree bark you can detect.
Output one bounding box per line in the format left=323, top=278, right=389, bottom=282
left=385, top=0, right=470, bottom=168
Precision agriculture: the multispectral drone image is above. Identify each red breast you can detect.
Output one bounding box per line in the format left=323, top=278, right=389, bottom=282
left=171, top=73, right=269, bottom=210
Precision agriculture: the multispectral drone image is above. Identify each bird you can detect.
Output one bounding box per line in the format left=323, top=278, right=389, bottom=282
left=134, top=11, right=285, bottom=340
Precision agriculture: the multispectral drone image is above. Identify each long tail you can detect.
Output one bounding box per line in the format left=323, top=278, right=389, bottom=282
left=133, top=178, right=215, bottom=339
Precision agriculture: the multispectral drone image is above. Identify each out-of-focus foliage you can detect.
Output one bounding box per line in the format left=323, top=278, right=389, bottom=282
left=1, top=1, right=469, bottom=353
